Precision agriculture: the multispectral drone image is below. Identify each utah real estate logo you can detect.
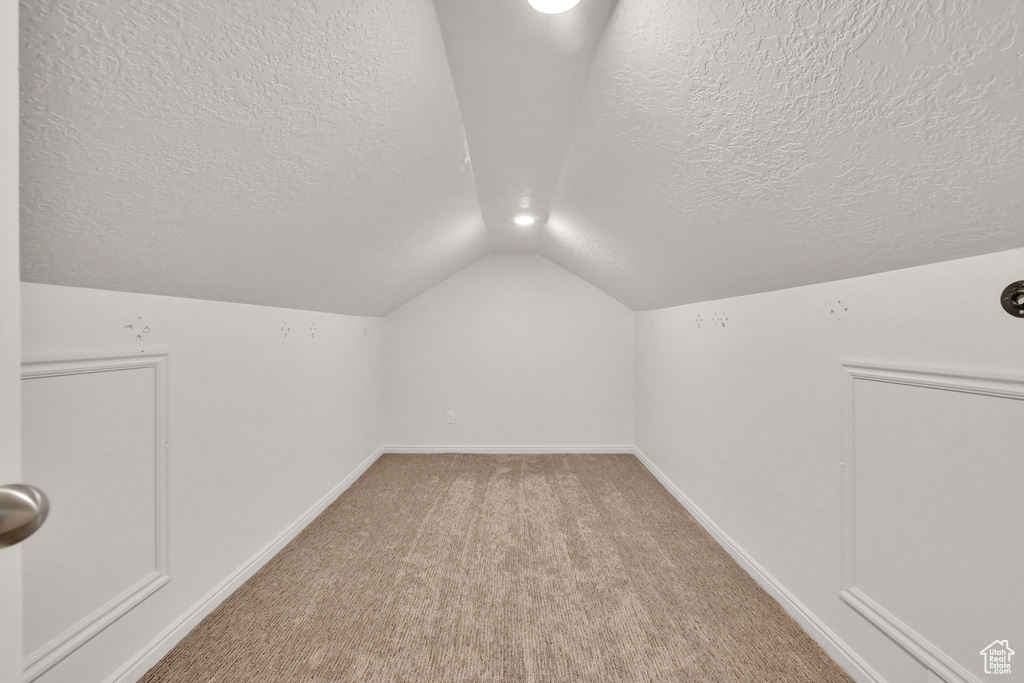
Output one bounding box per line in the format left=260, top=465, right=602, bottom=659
left=980, top=640, right=1014, bottom=675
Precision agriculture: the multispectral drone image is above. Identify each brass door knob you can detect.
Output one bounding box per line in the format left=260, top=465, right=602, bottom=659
left=0, top=484, right=49, bottom=549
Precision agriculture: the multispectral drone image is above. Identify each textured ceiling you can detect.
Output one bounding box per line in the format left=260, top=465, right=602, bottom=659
left=20, top=0, right=487, bottom=315
left=20, top=0, right=1024, bottom=315
left=541, top=0, right=1024, bottom=309
left=432, top=0, right=616, bottom=251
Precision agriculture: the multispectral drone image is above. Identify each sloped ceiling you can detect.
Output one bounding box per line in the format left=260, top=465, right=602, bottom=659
left=21, top=0, right=1024, bottom=315
left=431, top=0, right=617, bottom=252
left=540, top=0, right=1024, bottom=309
left=20, top=0, right=488, bottom=315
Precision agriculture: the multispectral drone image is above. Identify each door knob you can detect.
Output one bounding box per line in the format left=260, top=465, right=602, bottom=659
left=0, top=484, right=49, bottom=549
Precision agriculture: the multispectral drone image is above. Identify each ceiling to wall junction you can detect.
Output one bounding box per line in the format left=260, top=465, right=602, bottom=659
left=20, top=0, right=487, bottom=315
left=539, top=0, right=1024, bottom=309
left=20, top=0, right=1024, bottom=314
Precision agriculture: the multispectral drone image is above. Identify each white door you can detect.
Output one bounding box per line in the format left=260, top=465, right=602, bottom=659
left=1, top=1, right=24, bottom=680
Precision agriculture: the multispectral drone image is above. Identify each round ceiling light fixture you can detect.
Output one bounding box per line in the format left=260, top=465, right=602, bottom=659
left=514, top=214, right=537, bottom=226
left=527, top=0, right=582, bottom=14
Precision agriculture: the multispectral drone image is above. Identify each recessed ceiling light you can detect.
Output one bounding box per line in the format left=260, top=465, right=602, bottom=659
left=514, top=214, right=537, bottom=226
left=527, top=0, right=582, bottom=14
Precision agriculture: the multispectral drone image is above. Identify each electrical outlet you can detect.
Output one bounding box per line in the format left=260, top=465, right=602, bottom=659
left=446, top=411, right=455, bottom=424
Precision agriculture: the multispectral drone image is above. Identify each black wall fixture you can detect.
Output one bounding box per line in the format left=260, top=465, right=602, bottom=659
left=1001, top=281, right=1024, bottom=317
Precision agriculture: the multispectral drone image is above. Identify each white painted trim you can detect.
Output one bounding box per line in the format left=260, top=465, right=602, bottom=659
left=381, top=445, right=635, bottom=454
left=101, top=442, right=884, bottom=683
left=21, top=352, right=171, bottom=682
left=837, top=360, right=1024, bottom=683
left=839, top=589, right=977, bottom=683
left=104, top=445, right=385, bottom=683
left=631, top=445, right=886, bottom=683
left=841, top=360, right=1024, bottom=403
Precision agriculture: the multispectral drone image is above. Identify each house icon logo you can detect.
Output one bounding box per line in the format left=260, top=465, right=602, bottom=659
left=980, top=640, right=1014, bottom=675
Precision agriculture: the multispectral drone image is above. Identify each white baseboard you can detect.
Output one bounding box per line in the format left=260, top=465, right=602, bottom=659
left=104, top=444, right=882, bottom=683
left=381, top=445, right=635, bottom=454
left=630, top=446, right=886, bottom=683
left=104, top=446, right=385, bottom=683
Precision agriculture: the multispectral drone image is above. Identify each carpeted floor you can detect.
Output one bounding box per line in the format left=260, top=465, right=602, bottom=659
left=140, top=453, right=852, bottom=682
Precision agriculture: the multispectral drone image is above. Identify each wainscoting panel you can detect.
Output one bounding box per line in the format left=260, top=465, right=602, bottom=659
left=21, top=354, right=169, bottom=682
left=840, top=362, right=1023, bottom=683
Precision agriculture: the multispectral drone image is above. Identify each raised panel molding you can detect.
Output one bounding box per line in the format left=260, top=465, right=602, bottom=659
left=106, top=446, right=386, bottom=683
left=839, top=361, right=1024, bottom=683
left=21, top=353, right=170, bottom=682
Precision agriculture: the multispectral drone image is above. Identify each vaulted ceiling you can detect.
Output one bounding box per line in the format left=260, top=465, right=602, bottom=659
left=20, top=0, right=487, bottom=315
left=20, top=0, right=1024, bottom=314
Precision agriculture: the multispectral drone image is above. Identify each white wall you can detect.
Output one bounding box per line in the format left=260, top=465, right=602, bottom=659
left=20, top=283, right=384, bottom=683
left=21, top=246, right=1021, bottom=683
left=385, top=253, right=633, bottom=448
left=635, top=248, right=1024, bottom=683
left=1, top=0, right=23, bottom=677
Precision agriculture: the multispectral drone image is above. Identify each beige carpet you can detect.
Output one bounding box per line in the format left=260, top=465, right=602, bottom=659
left=141, top=453, right=852, bottom=682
